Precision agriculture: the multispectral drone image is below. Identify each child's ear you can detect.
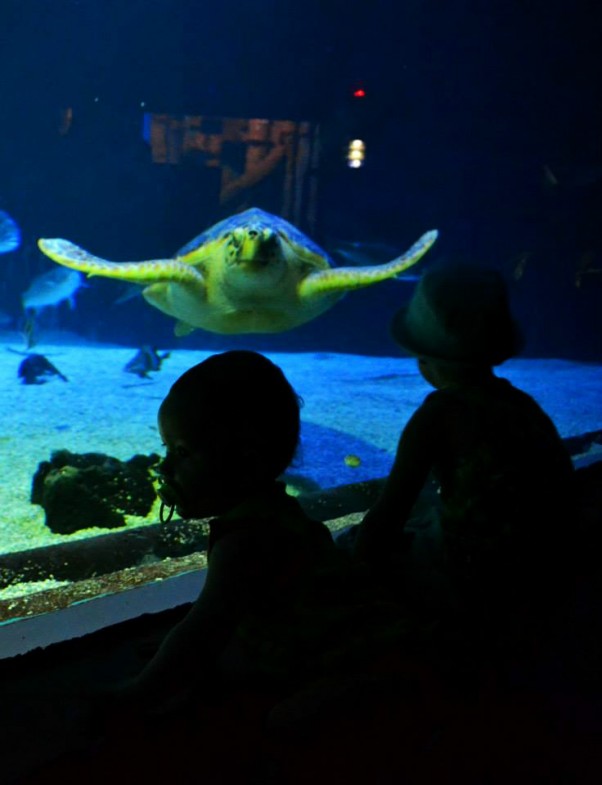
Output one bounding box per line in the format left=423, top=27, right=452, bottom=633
left=238, top=447, right=268, bottom=481
left=244, top=446, right=264, bottom=467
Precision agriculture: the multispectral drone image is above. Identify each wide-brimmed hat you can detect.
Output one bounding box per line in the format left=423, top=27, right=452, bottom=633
left=390, top=266, right=524, bottom=365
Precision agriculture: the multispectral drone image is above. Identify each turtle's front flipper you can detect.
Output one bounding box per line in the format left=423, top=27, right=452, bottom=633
left=37, top=239, right=204, bottom=286
left=298, top=230, right=438, bottom=298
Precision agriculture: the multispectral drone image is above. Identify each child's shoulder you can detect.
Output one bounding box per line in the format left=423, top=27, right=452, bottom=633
left=419, top=377, right=538, bottom=419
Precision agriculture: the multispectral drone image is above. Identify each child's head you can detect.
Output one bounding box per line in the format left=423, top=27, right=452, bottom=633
left=390, top=265, right=524, bottom=380
left=157, top=350, right=301, bottom=518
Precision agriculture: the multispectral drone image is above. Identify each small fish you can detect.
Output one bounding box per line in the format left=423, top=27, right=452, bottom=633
left=543, top=163, right=602, bottom=190
left=332, top=239, right=402, bottom=260
left=21, top=310, right=39, bottom=349
left=124, top=346, right=170, bottom=379
left=509, top=251, right=532, bottom=281
left=21, top=268, right=85, bottom=311
left=344, top=454, right=362, bottom=468
left=542, top=164, right=559, bottom=188
left=18, top=353, right=68, bottom=385
left=113, top=283, right=144, bottom=305
left=0, top=209, right=21, bottom=254
left=575, top=251, right=601, bottom=288
left=58, top=107, right=73, bottom=136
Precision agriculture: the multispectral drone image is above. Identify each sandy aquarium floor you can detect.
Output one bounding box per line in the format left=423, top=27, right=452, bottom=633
left=0, top=333, right=601, bottom=560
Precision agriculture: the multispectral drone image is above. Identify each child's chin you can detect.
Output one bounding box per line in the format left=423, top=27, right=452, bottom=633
left=177, top=501, right=216, bottom=519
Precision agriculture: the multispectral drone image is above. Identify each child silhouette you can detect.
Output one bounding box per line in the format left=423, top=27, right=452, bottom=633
left=354, top=267, right=574, bottom=625
left=127, top=350, right=343, bottom=703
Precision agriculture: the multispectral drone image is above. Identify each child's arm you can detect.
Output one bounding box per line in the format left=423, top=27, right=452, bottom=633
left=354, top=401, right=438, bottom=563
left=115, top=526, right=257, bottom=701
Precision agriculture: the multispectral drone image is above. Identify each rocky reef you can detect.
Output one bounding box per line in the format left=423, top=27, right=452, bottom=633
left=31, top=449, right=161, bottom=534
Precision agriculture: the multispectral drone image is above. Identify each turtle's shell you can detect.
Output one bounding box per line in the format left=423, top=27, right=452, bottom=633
left=177, top=207, right=331, bottom=266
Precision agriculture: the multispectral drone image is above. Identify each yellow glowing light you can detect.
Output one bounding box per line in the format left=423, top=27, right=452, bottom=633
left=346, top=138, right=366, bottom=168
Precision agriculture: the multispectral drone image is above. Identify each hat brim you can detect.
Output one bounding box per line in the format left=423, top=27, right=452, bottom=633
left=390, top=305, right=524, bottom=365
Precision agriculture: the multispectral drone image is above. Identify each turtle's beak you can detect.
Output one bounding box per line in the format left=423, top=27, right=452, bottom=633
left=239, top=227, right=278, bottom=266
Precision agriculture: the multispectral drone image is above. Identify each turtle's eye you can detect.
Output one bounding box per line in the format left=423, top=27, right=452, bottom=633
left=229, top=228, right=244, bottom=247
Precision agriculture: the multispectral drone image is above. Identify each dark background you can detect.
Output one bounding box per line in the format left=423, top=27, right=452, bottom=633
left=0, top=0, right=600, bottom=359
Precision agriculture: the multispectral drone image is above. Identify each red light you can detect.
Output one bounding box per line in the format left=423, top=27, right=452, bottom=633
left=353, top=88, right=366, bottom=98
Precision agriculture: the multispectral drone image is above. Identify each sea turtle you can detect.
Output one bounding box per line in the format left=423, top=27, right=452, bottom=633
left=38, top=208, right=438, bottom=336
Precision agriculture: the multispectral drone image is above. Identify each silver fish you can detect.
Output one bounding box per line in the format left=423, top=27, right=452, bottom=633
left=543, top=163, right=602, bottom=189
left=21, top=268, right=85, bottom=311
left=0, top=210, right=20, bottom=254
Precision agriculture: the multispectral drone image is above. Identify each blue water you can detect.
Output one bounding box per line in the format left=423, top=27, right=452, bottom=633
left=0, top=1, right=599, bottom=561
left=0, top=0, right=599, bottom=360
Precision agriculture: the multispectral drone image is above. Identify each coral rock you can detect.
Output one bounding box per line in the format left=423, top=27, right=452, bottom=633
left=31, top=449, right=161, bottom=534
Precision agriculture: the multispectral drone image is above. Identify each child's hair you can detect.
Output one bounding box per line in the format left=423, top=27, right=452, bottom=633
left=161, top=350, right=301, bottom=479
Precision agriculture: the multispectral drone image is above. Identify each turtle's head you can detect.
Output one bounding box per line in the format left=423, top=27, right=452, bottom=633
left=226, top=224, right=284, bottom=273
